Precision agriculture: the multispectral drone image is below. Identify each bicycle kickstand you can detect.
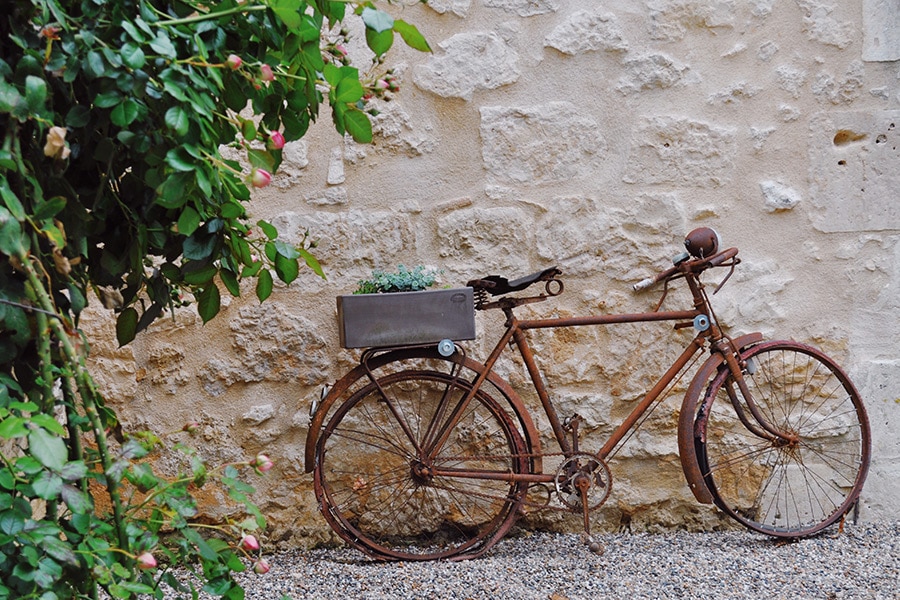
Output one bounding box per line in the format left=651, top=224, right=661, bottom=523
left=576, top=477, right=604, bottom=555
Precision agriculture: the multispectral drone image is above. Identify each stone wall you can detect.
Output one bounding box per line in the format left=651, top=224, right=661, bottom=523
left=84, top=0, right=900, bottom=549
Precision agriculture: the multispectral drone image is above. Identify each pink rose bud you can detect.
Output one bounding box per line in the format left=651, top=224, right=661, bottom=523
left=334, top=44, right=348, bottom=57
left=136, top=552, right=157, bottom=570
left=249, top=169, right=271, bottom=189
left=226, top=54, right=242, bottom=70
left=267, top=131, right=285, bottom=150
left=259, top=64, right=275, bottom=82
left=240, top=534, right=260, bottom=551
left=255, top=453, right=274, bottom=472
left=375, top=79, right=389, bottom=91
left=182, top=422, right=200, bottom=434
left=253, top=558, right=270, bottom=574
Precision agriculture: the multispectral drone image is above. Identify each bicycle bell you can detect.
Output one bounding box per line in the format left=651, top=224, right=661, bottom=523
left=684, top=227, right=720, bottom=258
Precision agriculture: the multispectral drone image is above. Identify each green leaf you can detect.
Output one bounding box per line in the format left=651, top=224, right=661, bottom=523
left=0, top=210, right=26, bottom=255
left=32, top=471, right=63, bottom=500
left=394, top=20, right=432, bottom=52
left=0, top=178, right=25, bottom=221
left=177, top=206, right=201, bottom=236
left=121, top=43, right=146, bottom=69
left=270, top=0, right=304, bottom=28
left=299, top=248, right=325, bottom=279
left=116, top=307, right=138, bottom=346
left=220, top=268, right=240, bottom=297
left=256, top=220, right=278, bottom=240
left=149, top=31, right=177, bottom=58
left=165, top=106, right=190, bottom=136
left=61, top=483, right=94, bottom=514
left=361, top=7, right=394, bottom=33
left=335, top=77, right=364, bottom=103
left=32, top=196, right=67, bottom=221
left=28, top=428, right=67, bottom=472
left=24, top=75, right=48, bottom=113
left=274, top=254, right=299, bottom=284
left=365, top=27, right=394, bottom=57
left=0, top=79, right=23, bottom=114
left=111, top=98, right=140, bottom=127
left=197, top=285, right=220, bottom=323
left=0, top=415, right=28, bottom=439
left=165, top=147, right=196, bottom=172
left=65, top=104, right=91, bottom=128
left=29, top=414, right=66, bottom=436
left=343, top=108, right=373, bottom=143
left=273, top=241, right=300, bottom=259
left=156, top=172, right=193, bottom=208
left=256, top=269, right=273, bottom=302
left=84, top=51, right=106, bottom=78
left=182, top=263, right=217, bottom=285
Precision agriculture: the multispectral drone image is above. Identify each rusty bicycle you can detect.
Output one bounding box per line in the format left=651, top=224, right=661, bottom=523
left=304, top=228, right=871, bottom=561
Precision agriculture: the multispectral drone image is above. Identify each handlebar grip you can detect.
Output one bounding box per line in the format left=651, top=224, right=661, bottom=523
left=632, top=277, right=656, bottom=292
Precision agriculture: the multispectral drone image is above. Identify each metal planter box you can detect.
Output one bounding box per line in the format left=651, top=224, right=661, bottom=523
left=337, top=288, right=476, bottom=349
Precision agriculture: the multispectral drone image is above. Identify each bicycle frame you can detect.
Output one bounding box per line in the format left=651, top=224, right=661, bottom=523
left=421, top=266, right=753, bottom=493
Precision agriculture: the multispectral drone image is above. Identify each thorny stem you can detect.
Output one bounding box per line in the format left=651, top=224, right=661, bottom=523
left=16, top=251, right=131, bottom=557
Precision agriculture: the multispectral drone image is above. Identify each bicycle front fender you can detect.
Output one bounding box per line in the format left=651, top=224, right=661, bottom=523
left=677, top=332, right=764, bottom=504
left=303, top=346, right=543, bottom=474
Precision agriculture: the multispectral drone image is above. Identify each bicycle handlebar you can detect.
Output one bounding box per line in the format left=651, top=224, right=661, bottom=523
left=632, top=247, right=739, bottom=292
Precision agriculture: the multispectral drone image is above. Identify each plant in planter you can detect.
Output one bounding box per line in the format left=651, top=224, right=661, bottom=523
left=354, top=265, right=440, bottom=294
left=338, top=266, right=475, bottom=349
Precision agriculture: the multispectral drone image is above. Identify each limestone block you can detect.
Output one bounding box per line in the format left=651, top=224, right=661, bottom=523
left=623, top=116, right=736, bottom=187
left=808, top=110, right=900, bottom=232
left=479, top=102, right=606, bottom=184
left=811, top=61, right=865, bottom=105
left=707, top=82, right=762, bottom=105
left=198, top=305, right=330, bottom=396
left=269, top=210, right=416, bottom=271
left=483, top=0, right=558, bottom=17
left=426, top=0, right=471, bottom=17
left=413, top=31, right=520, bottom=100
left=857, top=360, right=900, bottom=518
left=617, top=53, right=693, bottom=95
left=775, top=64, right=808, bottom=99
left=326, top=147, right=344, bottom=185
left=304, top=186, right=348, bottom=206
left=242, top=404, right=275, bottom=425
left=544, top=10, right=628, bottom=55
left=271, top=140, right=308, bottom=189
left=534, top=194, right=687, bottom=279
left=757, top=41, right=779, bottom=61
left=795, top=0, right=854, bottom=49
left=760, top=180, right=802, bottom=212
left=646, top=0, right=736, bottom=41
left=863, top=0, right=900, bottom=60
left=436, top=206, right=533, bottom=274
left=368, top=100, right=438, bottom=157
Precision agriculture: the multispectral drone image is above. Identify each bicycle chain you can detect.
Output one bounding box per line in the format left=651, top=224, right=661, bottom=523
left=427, top=450, right=608, bottom=514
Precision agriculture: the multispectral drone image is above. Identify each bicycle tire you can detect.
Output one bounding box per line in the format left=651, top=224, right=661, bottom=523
left=314, top=369, right=529, bottom=561
left=695, top=340, right=871, bottom=537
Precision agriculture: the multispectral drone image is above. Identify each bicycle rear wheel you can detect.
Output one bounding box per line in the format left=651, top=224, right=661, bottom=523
left=314, top=369, right=529, bottom=560
left=696, top=340, right=870, bottom=537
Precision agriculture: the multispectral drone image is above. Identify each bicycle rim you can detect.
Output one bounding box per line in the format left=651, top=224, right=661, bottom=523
left=696, top=340, right=871, bottom=537
left=314, top=370, right=528, bottom=560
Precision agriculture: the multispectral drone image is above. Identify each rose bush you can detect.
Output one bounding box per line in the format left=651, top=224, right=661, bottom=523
left=0, top=0, right=428, bottom=598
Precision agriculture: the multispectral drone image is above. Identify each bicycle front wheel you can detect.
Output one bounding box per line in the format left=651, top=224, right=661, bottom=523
left=314, top=369, right=529, bottom=561
left=696, top=340, right=870, bottom=537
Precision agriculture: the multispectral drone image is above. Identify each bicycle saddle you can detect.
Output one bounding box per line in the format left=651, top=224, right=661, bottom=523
left=467, top=267, right=561, bottom=296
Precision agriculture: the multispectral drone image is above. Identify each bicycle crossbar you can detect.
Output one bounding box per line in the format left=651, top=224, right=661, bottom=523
left=517, top=309, right=702, bottom=330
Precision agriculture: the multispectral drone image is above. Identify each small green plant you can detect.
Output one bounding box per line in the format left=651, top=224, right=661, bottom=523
left=354, top=265, right=440, bottom=294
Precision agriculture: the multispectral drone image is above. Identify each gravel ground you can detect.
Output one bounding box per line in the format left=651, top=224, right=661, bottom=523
left=164, top=522, right=899, bottom=599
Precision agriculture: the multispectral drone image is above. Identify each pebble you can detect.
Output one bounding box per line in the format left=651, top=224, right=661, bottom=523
left=162, top=522, right=900, bottom=599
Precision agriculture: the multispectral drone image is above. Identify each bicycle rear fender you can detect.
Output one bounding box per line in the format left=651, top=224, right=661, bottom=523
left=303, top=347, right=543, bottom=474
left=677, top=332, right=764, bottom=504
